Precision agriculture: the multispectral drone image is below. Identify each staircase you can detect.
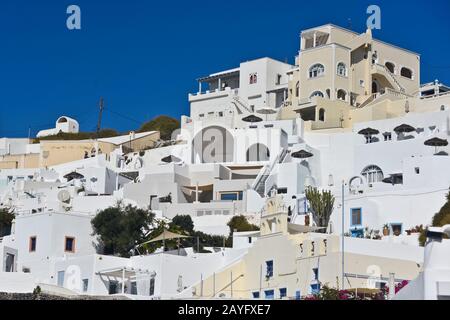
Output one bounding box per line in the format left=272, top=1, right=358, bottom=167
left=373, top=63, right=406, bottom=93
left=232, top=96, right=254, bottom=113
left=251, top=149, right=289, bottom=197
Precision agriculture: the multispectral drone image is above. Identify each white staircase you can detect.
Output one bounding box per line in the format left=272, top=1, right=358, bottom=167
left=251, top=149, right=289, bottom=198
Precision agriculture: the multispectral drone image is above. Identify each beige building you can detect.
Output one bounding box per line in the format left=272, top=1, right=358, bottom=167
left=281, top=24, right=430, bottom=131
left=192, top=195, right=422, bottom=299
left=0, top=131, right=160, bottom=169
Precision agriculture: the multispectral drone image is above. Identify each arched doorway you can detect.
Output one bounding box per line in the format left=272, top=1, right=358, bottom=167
left=372, top=81, right=379, bottom=94
left=246, top=143, right=270, bottom=162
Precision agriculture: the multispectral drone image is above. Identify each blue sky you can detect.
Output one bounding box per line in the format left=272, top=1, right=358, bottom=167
left=0, top=0, right=449, bottom=137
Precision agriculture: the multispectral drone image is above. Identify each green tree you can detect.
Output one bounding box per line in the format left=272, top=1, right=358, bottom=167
left=138, top=115, right=180, bottom=140
left=305, top=186, right=335, bottom=232
left=170, top=215, right=194, bottom=233
left=0, top=208, right=14, bottom=237
left=227, top=215, right=259, bottom=236
left=91, top=203, right=155, bottom=257
left=419, top=189, right=450, bottom=246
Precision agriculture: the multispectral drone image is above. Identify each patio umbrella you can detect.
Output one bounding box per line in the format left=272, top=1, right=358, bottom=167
left=161, top=155, right=182, bottom=163
left=257, top=107, right=278, bottom=121
left=358, top=128, right=379, bottom=143
left=291, top=149, right=313, bottom=159
left=242, top=114, right=263, bottom=123
left=394, top=124, right=415, bottom=134
left=424, top=137, right=448, bottom=154
left=358, top=128, right=379, bottom=136
left=63, top=171, right=84, bottom=181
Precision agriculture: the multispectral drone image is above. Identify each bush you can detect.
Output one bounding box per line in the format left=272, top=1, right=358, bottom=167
left=138, top=115, right=180, bottom=140
left=419, top=190, right=450, bottom=246
left=33, top=129, right=119, bottom=142
left=0, top=208, right=14, bottom=237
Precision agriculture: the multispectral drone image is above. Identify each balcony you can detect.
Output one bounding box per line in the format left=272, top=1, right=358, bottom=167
left=189, top=87, right=238, bottom=102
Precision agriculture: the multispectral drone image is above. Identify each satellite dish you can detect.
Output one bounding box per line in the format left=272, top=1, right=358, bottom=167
left=57, top=190, right=71, bottom=203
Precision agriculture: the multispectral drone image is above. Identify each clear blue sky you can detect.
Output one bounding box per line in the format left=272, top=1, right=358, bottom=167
left=1, top=0, right=449, bottom=137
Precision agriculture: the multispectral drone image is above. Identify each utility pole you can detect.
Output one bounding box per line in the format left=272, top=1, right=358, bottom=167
left=96, top=97, right=104, bottom=138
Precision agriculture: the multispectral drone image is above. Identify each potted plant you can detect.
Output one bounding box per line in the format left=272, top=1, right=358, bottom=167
left=382, top=224, right=390, bottom=236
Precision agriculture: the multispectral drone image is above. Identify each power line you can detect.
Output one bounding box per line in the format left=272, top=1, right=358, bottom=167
left=104, top=108, right=143, bottom=125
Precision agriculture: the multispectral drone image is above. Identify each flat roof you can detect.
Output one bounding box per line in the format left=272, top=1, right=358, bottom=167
left=300, top=23, right=420, bottom=56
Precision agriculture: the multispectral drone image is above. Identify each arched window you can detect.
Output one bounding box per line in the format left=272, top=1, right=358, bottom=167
left=246, top=143, right=270, bottom=162
left=385, top=62, right=395, bottom=74
left=337, top=63, right=347, bottom=77
left=310, top=91, right=324, bottom=99
left=318, top=108, right=325, bottom=122
left=337, top=89, right=347, bottom=101
left=309, top=64, right=325, bottom=78
left=361, top=165, right=384, bottom=184
left=400, top=67, right=413, bottom=79
left=295, top=82, right=300, bottom=97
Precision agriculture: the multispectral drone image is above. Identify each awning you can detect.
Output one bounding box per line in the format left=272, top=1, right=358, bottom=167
left=140, top=230, right=191, bottom=246
left=96, top=266, right=153, bottom=278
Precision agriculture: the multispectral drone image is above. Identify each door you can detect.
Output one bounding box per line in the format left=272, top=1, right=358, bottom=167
left=5, top=253, right=15, bottom=272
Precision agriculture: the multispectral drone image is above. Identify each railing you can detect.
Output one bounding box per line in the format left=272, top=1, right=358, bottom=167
left=232, top=96, right=254, bottom=113
left=374, top=63, right=405, bottom=93
left=421, top=90, right=450, bottom=100
left=356, top=93, right=377, bottom=109
left=251, top=148, right=288, bottom=197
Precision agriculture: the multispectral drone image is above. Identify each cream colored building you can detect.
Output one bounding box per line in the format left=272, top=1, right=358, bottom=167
left=281, top=24, right=430, bottom=132
left=191, top=195, right=422, bottom=299
left=0, top=131, right=160, bottom=169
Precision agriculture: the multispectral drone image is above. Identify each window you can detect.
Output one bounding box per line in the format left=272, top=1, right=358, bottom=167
left=295, top=290, right=301, bottom=300
left=361, top=165, right=384, bottom=184
left=248, top=237, right=252, bottom=244
left=337, top=63, right=347, bottom=77
left=310, top=91, right=324, bottom=99
left=264, top=290, right=275, bottom=300
left=218, top=111, right=223, bottom=117
left=309, top=64, right=325, bottom=78
left=82, top=279, right=89, bottom=292
left=65, top=237, right=76, bottom=253
left=385, top=62, right=395, bottom=74
left=276, top=74, right=282, bottom=85
left=57, top=271, right=65, bottom=287
left=266, top=260, right=274, bottom=278
left=401, top=67, right=413, bottom=79
left=295, top=82, right=300, bottom=97
left=318, top=108, right=325, bottom=121
left=109, top=281, right=119, bottom=294
left=415, top=167, right=420, bottom=174
left=279, top=288, right=287, bottom=299
left=391, top=224, right=402, bottom=236
left=29, top=236, right=37, bottom=252
left=310, top=284, right=320, bottom=295
left=351, top=208, right=362, bottom=226
left=220, top=192, right=243, bottom=201
left=359, top=79, right=365, bottom=87
left=312, top=268, right=319, bottom=280
left=249, top=73, right=258, bottom=84
left=252, top=291, right=260, bottom=299
left=149, top=277, right=155, bottom=296
left=337, top=89, right=347, bottom=101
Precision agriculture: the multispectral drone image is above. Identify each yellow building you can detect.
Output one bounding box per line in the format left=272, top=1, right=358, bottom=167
left=281, top=24, right=434, bottom=132
left=192, top=195, right=422, bottom=300
left=0, top=131, right=160, bottom=169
